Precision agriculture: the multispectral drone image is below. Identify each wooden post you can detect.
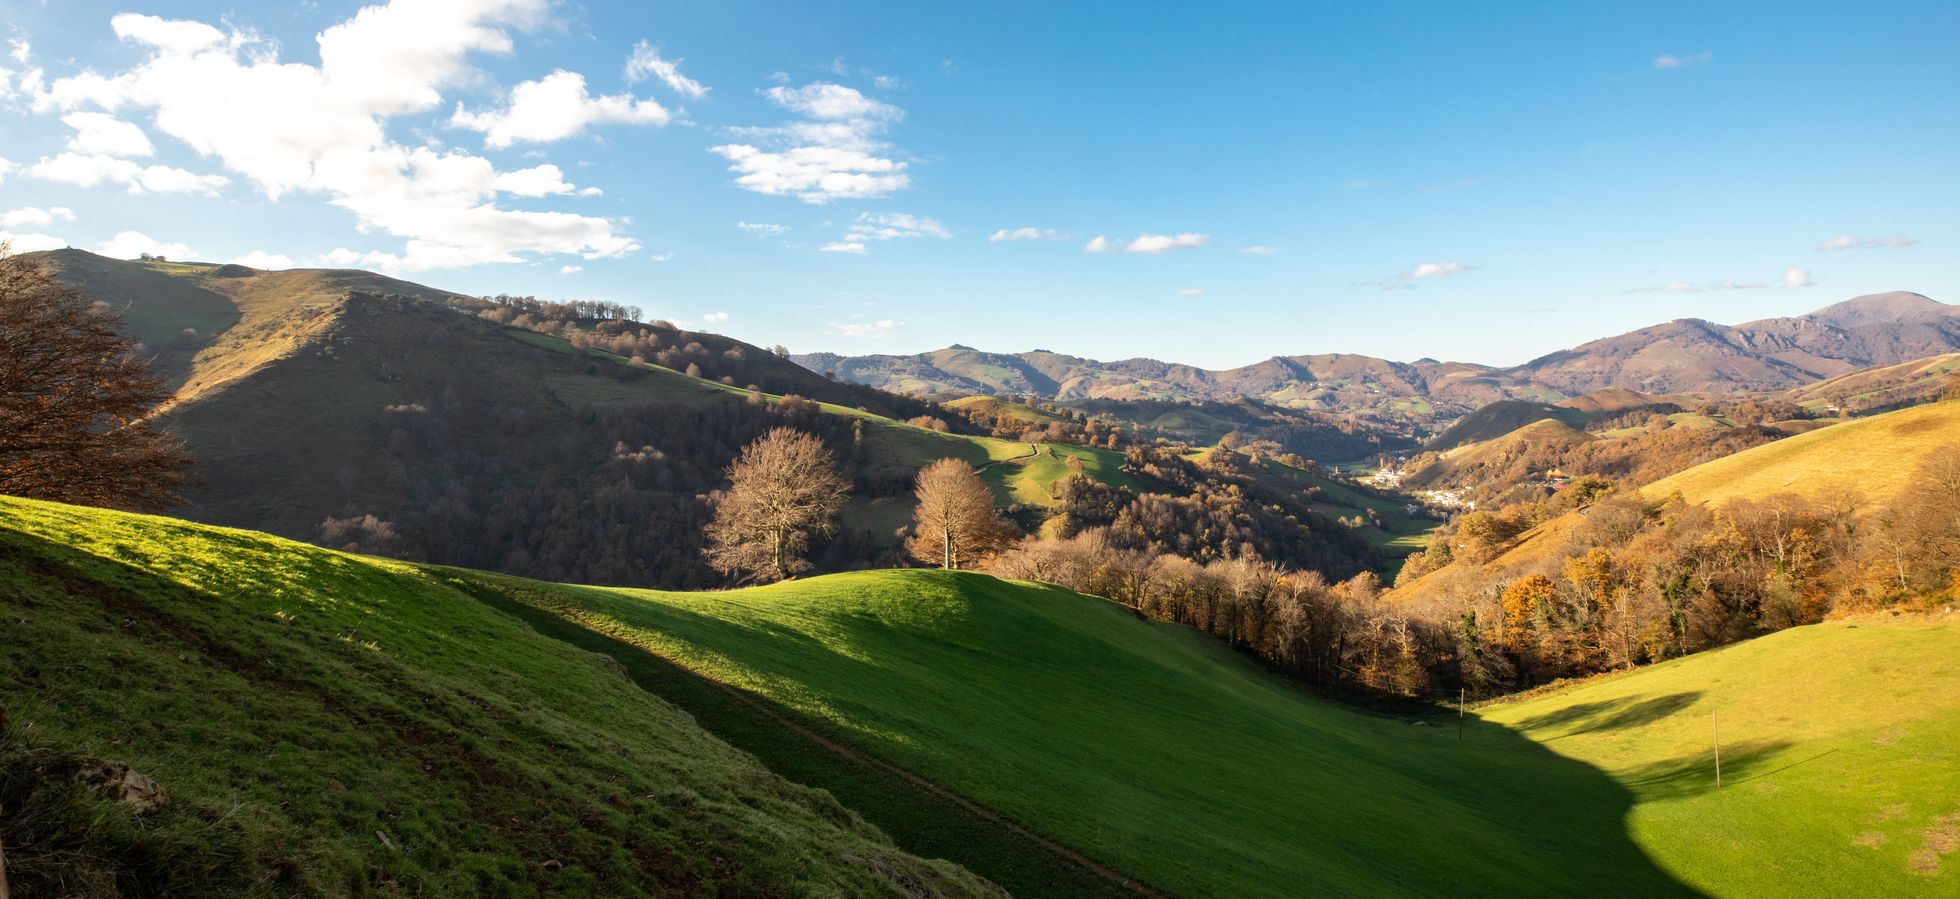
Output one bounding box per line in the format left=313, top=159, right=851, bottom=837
left=1709, top=709, right=1724, bottom=787
left=1458, top=687, right=1465, bottom=741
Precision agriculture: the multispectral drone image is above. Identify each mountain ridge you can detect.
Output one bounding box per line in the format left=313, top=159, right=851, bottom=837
left=797, top=291, right=1957, bottom=422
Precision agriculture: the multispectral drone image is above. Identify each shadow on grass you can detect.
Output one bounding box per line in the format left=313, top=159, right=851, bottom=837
left=1510, top=691, right=1706, bottom=739
left=452, top=574, right=1145, bottom=899
left=1618, top=739, right=1802, bottom=800
left=467, top=570, right=1708, bottom=898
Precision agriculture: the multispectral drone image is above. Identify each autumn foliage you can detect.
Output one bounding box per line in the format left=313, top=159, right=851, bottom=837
left=703, top=428, right=849, bottom=583
left=0, top=249, right=189, bottom=510
left=907, top=459, right=1015, bottom=569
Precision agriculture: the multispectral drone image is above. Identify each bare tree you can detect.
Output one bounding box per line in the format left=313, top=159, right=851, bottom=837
left=908, top=458, right=1014, bottom=570
left=704, top=428, right=849, bottom=583
left=0, top=247, right=190, bottom=510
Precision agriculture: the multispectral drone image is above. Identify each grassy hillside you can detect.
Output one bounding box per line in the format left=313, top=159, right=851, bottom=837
left=1641, top=399, right=1960, bottom=507
left=0, top=495, right=996, bottom=897
left=1787, top=351, right=1960, bottom=415
left=494, top=568, right=1691, bottom=898
left=1483, top=614, right=1960, bottom=895
left=1425, top=400, right=1591, bottom=452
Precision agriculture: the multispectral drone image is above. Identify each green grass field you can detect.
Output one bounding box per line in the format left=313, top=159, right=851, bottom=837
left=1483, top=614, right=1960, bottom=895
left=7, top=494, right=1956, bottom=896
left=0, top=495, right=993, bottom=897
left=505, top=569, right=1691, bottom=898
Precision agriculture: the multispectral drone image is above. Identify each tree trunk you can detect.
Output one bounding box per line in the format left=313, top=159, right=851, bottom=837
left=943, top=527, right=954, bottom=570
left=774, top=528, right=787, bottom=581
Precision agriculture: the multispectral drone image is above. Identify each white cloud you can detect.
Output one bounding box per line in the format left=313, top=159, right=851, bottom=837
left=623, top=41, right=706, bottom=99
left=649, top=251, right=673, bottom=262
left=1342, top=179, right=1382, bottom=189
left=1817, top=233, right=1915, bottom=252
left=826, top=318, right=899, bottom=337
left=0, top=206, right=76, bottom=229
left=112, top=13, right=228, bottom=56
left=1178, top=288, right=1205, bottom=297
left=1654, top=51, right=1713, bottom=69
left=1240, top=245, right=1283, bottom=255
left=493, top=163, right=591, bottom=197
left=15, top=2, right=645, bottom=272
left=63, top=112, right=155, bottom=157
left=0, top=231, right=68, bottom=252
left=229, top=250, right=293, bottom=269
left=737, top=221, right=789, bottom=236
left=1783, top=266, right=1814, bottom=288
left=1084, top=233, right=1210, bottom=254
left=844, top=211, right=948, bottom=242
left=701, top=311, right=730, bottom=323
left=0, top=157, right=13, bottom=183
left=558, top=264, right=582, bottom=274
left=1406, top=261, right=1475, bottom=279
left=819, top=241, right=866, bottom=254
left=450, top=70, right=669, bottom=148
left=8, top=38, right=29, bottom=64
left=1367, top=260, right=1478, bottom=290
left=97, top=230, right=192, bottom=259
left=710, top=81, right=909, bottom=203
left=990, top=227, right=1064, bottom=242
left=26, top=152, right=228, bottom=194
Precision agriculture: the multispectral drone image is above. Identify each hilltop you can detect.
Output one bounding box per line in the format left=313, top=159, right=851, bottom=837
left=1514, top=291, right=1960, bottom=395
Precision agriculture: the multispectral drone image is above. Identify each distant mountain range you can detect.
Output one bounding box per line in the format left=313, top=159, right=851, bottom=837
left=795, top=291, right=1959, bottom=425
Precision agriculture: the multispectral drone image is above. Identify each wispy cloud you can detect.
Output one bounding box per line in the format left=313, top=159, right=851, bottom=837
left=819, top=241, right=866, bottom=254
left=1817, top=233, right=1915, bottom=252
left=737, top=221, right=789, bottom=236
left=1623, top=278, right=1768, bottom=295
left=1654, top=51, right=1713, bottom=69
left=1782, top=266, right=1814, bottom=288
left=844, top=211, right=948, bottom=242
left=1365, top=260, right=1478, bottom=290
left=558, top=264, right=582, bottom=274
left=623, top=41, right=707, bottom=99
left=826, top=318, right=900, bottom=337
left=1239, top=245, right=1283, bottom=255
left=702, top=311, right=730, bottom=323
left=1178, top=288, right=1205, bottom=297
left=990, top=227, right=1066, bottom=242
left=1083, top=232, right=1209, bottom=254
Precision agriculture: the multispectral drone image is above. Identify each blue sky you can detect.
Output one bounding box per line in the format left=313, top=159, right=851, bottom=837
left=2, top=1, right=1955, bottom=368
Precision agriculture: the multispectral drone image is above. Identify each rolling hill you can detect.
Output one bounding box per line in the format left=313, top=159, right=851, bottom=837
left=32, top=250, right=1159, bottom=588
left=10, top=494, right=1957, bottom=896
left=1640, top=398, right=1960, bottom=508
left=1786, top=351, right=1960, bottom=416
left=795, top=346, right=1563, bottom=435
left=0, top=494, right=997, bottom=897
